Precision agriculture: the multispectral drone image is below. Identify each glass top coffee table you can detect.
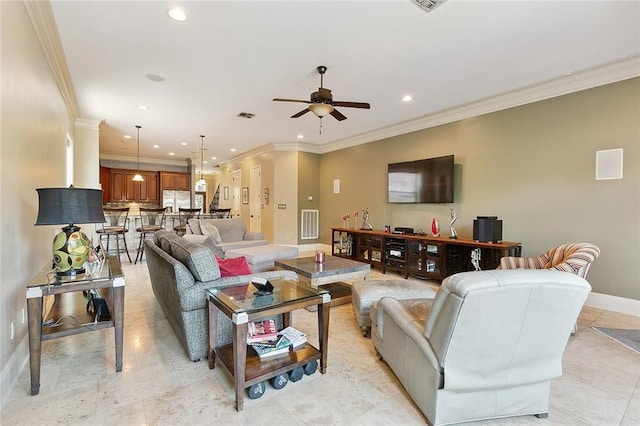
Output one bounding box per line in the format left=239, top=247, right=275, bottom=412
left=275, top=255, right=371, bottom=307
left=206, top=278, right=330, bottom=411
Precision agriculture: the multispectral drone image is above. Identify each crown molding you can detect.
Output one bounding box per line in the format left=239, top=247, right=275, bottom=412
left=74, top=117, right=103, bottom=130
left=24, top=0, right=80, bottom=120
left=100, top=153, right=187, bottom=168
left=321, top=54, right=640, bottom=153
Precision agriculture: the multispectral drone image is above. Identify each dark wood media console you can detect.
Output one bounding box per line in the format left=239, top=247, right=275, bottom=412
left=331, top=228, right=521, bottom=281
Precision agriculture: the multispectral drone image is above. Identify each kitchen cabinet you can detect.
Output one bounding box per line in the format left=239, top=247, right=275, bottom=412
left=160, top=172, right=190, bottom=191
left=103, top=169, right=160, bottom=202
left=100, top=167, right=111, bottom=203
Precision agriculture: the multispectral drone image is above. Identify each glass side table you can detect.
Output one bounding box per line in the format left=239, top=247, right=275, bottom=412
left=206, top=279, right=330, bottom=411
left=26, top=255, right=125, bottom=395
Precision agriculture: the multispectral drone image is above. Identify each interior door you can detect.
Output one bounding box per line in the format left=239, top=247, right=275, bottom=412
left=249, top=165, right=262, bottom=232
left=232, top=169, right=241, bottom=216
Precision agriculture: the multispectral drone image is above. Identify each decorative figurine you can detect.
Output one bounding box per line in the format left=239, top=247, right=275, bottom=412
left=471, top=248, right=481, bottom=271
left=361, top=208, right=373, bottom=230
left=449, top=208, right=458, bottom=239
left=431, top=218, right=440, bottom=237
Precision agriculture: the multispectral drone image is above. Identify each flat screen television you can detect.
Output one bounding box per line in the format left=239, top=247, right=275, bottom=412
left=388, top=155, right=454, bottom=203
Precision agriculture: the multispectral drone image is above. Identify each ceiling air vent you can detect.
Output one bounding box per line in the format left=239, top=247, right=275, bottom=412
left=411, top=0, right=447, bottom=13
left=237, top=112, right=255, bottom=119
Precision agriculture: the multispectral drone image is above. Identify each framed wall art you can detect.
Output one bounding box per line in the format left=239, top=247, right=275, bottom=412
left=242, top=187, right=249, bottom=204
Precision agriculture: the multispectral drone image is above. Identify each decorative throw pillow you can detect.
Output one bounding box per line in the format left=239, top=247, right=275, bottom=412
left=216, top=255, right=252, bottom=277
left=201, top=222, right=222, bottom=243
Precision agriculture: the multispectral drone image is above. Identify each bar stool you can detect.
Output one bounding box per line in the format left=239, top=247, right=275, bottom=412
left=134, top=207, right=167, bottom=264
left=96, top=207, right=131, bottom=263
left=173, top=208, right=200, bottom=236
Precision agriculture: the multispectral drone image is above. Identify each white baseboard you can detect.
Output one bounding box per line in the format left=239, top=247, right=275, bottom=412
left=1, top=334, right=29, bottom=410
left=586, top=292, right=640, bottom=318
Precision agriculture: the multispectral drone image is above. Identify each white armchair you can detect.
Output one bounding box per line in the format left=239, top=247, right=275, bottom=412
left=372, top=269, right=591, bottom=425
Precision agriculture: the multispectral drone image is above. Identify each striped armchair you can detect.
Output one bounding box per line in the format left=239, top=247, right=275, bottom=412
left=498, top=243, right=600, bottom=279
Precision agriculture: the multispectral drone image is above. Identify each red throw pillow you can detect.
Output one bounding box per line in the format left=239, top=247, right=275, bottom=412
left=216, top=256, right=252, bottom=277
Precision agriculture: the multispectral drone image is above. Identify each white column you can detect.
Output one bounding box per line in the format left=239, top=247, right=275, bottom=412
left=74, top=117, right=102, bottom=189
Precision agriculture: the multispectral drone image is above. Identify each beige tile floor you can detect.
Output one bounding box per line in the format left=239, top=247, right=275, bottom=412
left=2, top=257, right=639, bottom=425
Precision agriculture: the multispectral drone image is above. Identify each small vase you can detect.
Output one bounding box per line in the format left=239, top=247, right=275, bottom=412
left=431, top=218, right=440, bottom=237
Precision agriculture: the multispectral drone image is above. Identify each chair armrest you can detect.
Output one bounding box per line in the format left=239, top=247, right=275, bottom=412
left=244, top=231, right=264, bottom=240
left=378, top=297, right=441, bottom=372
left=498, top=254, right=549, bottom=270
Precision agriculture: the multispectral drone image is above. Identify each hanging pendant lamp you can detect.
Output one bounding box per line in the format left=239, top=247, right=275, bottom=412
left=132, top=125, right=144, bottom=182
left=196, top=135, right=206, bottom=189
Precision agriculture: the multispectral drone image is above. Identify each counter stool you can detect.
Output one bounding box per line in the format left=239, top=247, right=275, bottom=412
left=173, top=208, right=200, bottom=236
left=352, top=279, right=436, bottom=337
left=134, top=207, right=167, bottom=264
left=96, top=207, right=131, bottom=263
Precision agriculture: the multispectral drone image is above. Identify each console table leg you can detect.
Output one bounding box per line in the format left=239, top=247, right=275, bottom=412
left=207, top=300, right=218, bottom=370
left=113, top=285, right=125, bottom=372
left=26, top=296, right=42, bottom=395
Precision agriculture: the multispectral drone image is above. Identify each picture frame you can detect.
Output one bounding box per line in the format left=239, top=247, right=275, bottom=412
left=223, top=186, right=229, bottom=200
left=242, top=187, right=249, bottom=204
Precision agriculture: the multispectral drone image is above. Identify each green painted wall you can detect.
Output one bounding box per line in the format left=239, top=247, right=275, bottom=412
left=319, top=78, right=640, bottom=299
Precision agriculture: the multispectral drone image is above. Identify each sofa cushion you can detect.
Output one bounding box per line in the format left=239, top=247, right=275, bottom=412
left=216, top=239, right=269, bottom=255
left=169, top=238, right=221, bottom=282
left=213, top=217, right=246, bottom=242
left=187, top=218, right=202, bottom=235
left=216, top=255, right=252, bottom=277
left=156, top=230, right=181, bottom=255
left=201, top=221, right=222, bottom=243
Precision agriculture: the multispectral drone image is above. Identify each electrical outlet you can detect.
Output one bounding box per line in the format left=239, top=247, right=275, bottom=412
left=11, top=321, right=15, bottom=340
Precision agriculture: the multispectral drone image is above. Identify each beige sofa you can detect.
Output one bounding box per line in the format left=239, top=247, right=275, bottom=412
left=372, top=269, right=591, bottom=425
left=185, top=217, right=268, bottom=258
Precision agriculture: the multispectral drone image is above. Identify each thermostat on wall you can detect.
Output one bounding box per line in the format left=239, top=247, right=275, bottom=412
left=277, top=204, right=286, bottom=209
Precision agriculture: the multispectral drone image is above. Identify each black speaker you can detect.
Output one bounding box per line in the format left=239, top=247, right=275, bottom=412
left=473, top=216, right=503, bottom=243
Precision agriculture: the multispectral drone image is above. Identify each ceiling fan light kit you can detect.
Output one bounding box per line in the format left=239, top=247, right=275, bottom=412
left=309, top=103, right=334, bottom=117
left=273, top=65, right=370, bottom=123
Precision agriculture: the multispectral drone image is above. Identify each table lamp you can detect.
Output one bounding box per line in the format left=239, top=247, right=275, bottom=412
left=35, top=186, right=105, bottom=276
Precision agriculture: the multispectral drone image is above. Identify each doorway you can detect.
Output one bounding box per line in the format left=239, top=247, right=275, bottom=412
left=249, top=165, right=262, bottom=232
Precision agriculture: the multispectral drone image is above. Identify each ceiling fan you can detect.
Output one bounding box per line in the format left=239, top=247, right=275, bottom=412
left=273, top=65, right=370, bottom=121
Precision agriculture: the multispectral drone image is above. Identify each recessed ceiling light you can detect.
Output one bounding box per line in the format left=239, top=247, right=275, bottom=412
left=169, top=152, right=175, bottom=156
left=167, top=8, right=187, bottom=22
left=402, top=95, right=413, bottom=102
left=203, top=160, right=208, bottom=164
left=230, top=148, right=236, bottom=152
left=123, top=135, right=131, bottom=139
left=297, top=134, right=304, bottom=139
left=211, top=156, right=217, bottom=160
left=138, top=105, right=149, bottom=111
left=180, top=142, right=187, bottom=146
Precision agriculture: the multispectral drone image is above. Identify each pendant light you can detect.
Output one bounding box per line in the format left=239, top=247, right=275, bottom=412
left=196, top=135, right=206, bottom=189
left=132, top=125, right=144, bottom=182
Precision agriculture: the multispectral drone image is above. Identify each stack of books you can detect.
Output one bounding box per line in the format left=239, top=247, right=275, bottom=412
left=247, top=319, right=278, bottom=343
left=247, top=323, right=308, bottom=360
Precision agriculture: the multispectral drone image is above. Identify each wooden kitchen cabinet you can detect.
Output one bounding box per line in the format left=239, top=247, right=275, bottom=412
left=103, top=169, right=160, bottom=202
left=160, top=172, right=190, bottom=191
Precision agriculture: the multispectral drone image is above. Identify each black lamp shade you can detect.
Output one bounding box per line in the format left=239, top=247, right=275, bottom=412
left=35, top=187, right=105, bottom=226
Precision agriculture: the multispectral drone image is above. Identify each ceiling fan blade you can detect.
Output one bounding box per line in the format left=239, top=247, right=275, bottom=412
left=291, top=108, right=311, bottom=118
left=330, top=108, right=347, bottom=121
left=273, top=98, right=312, bottom=104
left=332, top=101, right=371, bottom=109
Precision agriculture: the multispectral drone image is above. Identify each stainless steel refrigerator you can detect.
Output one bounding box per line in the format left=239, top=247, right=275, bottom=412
left=162, top=190, right=191, bottom=213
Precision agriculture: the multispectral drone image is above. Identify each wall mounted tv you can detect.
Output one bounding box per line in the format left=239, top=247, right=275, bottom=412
left=388, top=155, right=454, bottom=203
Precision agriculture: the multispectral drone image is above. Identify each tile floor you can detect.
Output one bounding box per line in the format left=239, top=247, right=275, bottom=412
left=2, top=257, right=639, bottom=425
